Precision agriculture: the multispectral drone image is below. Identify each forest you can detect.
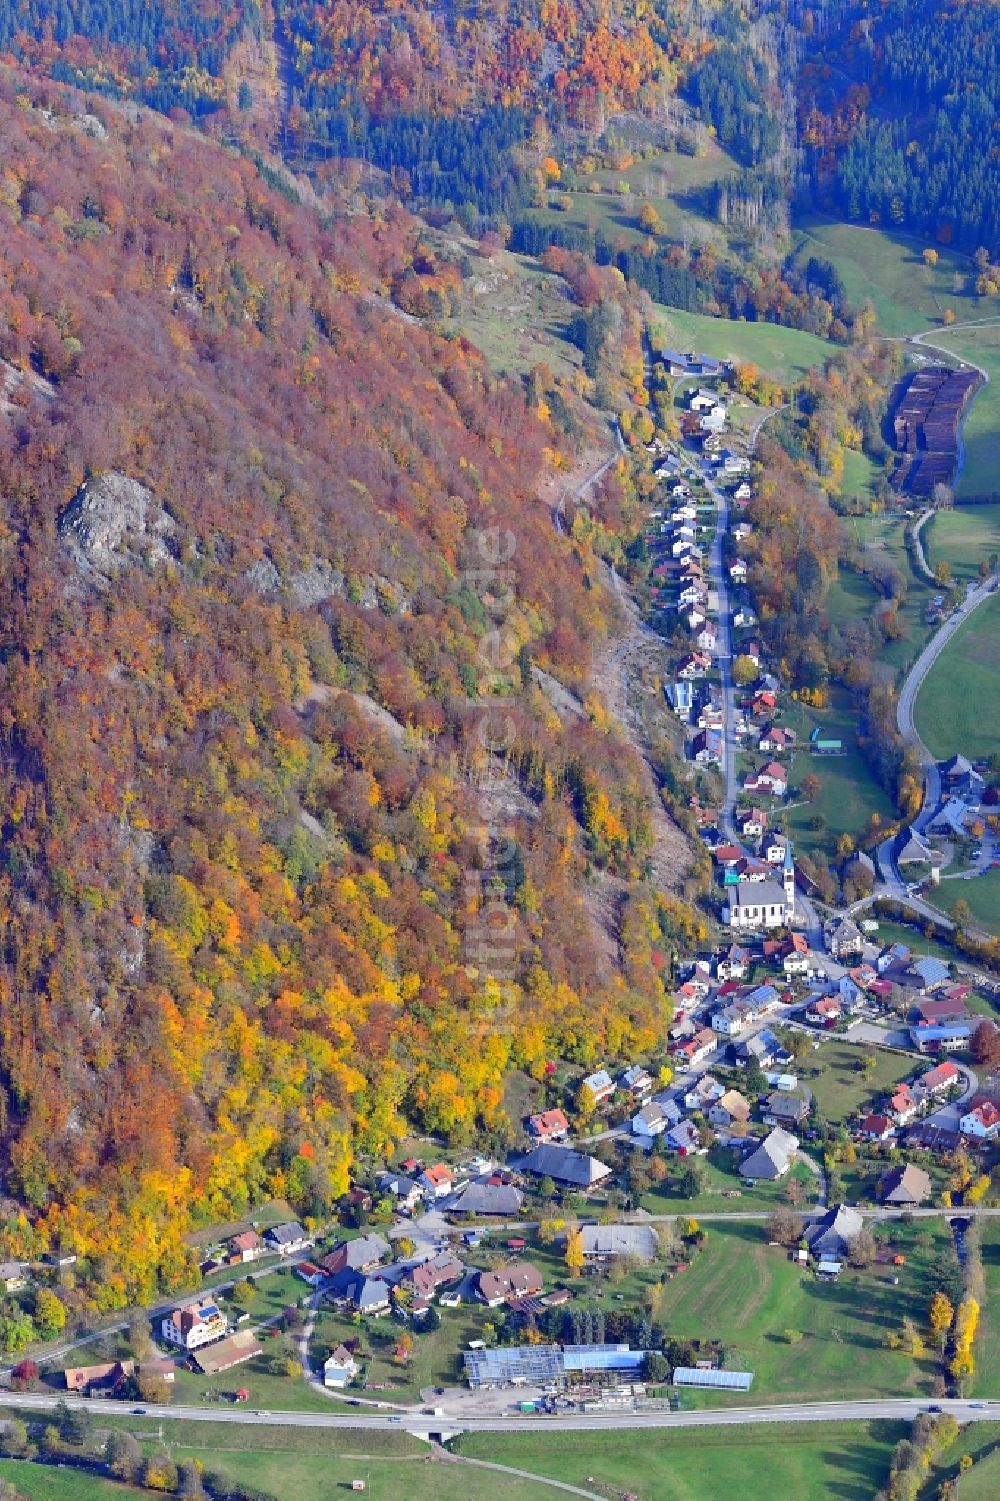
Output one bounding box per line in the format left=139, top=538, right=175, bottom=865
left=800, top=0, right=1000, bottom=252
left=0, top=74, right=704, bottom=1310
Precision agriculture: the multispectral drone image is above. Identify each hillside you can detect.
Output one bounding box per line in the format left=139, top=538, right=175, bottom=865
left=0, top=73, right=695, bottom=1308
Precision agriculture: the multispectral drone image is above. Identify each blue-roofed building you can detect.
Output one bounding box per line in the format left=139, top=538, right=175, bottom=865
left=673, top=1366, right=753, bottom=1390
left=562, top=1344, right=652, bottom=1373
left=909, top=1023, right=972, bottom=1054
left=912, top=956, right=950, bottom=991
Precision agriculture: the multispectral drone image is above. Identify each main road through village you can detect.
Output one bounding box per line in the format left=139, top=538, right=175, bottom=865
left=0, top=1389, right=997, bottom=1436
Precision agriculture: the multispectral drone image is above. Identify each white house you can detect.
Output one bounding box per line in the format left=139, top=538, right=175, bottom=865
left=324, top=1345, right=360, bottom=1388
left=729, top=558, right=748, bottom=583
left=581, top=1068, right=616, bottom=1106
left=959, top=1101, right=1000, bottom=1140
left=696, top=623, right=718, bottom=653
left=632, top=1100, right=676, bottom=1140
left=161, top=1298, right=228, bottom=1352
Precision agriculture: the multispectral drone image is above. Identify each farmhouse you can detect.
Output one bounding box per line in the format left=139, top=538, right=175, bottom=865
left=880, top=1163, right=932, bottom=1206
left=578, top=1224, right=659, bottom=1264
left=805, top=1205, right=863, bottom=1260
left=519, top=1145, right=612, bottom=1188
left=192, top=1331, right=263, bottom=1376
left=450, top=1182, right=524, bottom=1217
left=740, top=1128, right=798, bottom=1180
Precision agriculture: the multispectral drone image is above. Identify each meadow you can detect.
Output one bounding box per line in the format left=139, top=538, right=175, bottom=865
left=457, top=1420, right=907, bottom=1501
left=800, top=1041, right=914, bottom=1126
left=924, top=323, right=1000, bottom=498
left=914, top=592, right=1000, bottom=760
left=652, top=305, right=833, bottom=385
left=923, top=504, right=1000, bottom=584
left=791, top=218, right=1000, bottom=338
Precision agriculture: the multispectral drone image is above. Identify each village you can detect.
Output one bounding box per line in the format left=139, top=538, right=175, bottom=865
left=4, top=352, right=997, bottom=1431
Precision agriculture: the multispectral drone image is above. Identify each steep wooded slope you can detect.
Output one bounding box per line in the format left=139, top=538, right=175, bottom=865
left=0, top=76, right=694, bottom=1307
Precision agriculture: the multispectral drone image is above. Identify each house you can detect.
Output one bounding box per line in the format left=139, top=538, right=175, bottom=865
left=684, top=1074, right=725, bottom=1111
left=378, top=1172, right=424, bottom=1212
left=673, top=1027, right=718, bottom=1067
left=732, top=602, right=756, bottom=627
left=744, top=762, right=788, bottom=798
left=805, top=1205, right=863, bottom=1260
left=161, top=1297, right=229, bottom=1352
left=739, top=1127, right=798, bottom=1180
left=228, top=1231, right=262, bottom=1264
left=678, top=652, right=712, bottom=680
left=859, top=1113, right=894, bottom=1143
left=450, top=1182, right=524, bottom=1217
left=729, top=557, right=749, bottom=583
left=880, top=1163, right=932, bottom=1206
left=726, top=878, right=793, bottom=930
left=0, top=1262, right=28, bottom=1293
left=959, top=1101, right=1000, bottom=1140
left=696, top=622, right=718, bottom=654
left=264, top=1221, right=311, bottom=1257
left=709, top=1089, right=751, bottom=1128
left=323, top=1344, right=360, bottom=1389
left=519, top=1145, right=612, bottom=1188
left=581, top=1069, right=616, bottom=1107
left=477, top=1262, right=544, bottom=1308
left=666, top=681, right=695, bottom=718
left=689, top=388, right=721, bottom=413
left=909, top=1024, right=971, bottom=1053
left=419, top=1163, right=455, bottom=1199
left=329, top=1272, right=391, bottom=1316
left=632, top=1099, right=674, bottom=1140
left=406, top=1252, right=465, bottom=1300
left=750, top=690, right=777, bottom=717
left=911, top=957, right=951, bottom=993
left=578, top=1224, right=659, bottom=1264
left=717, top=943, right=750, bottom=980
left=732, top=1028, right=789, bottom=1071
left=913, top=997, right=967, bottom=1027
left=917, top=1059, right=962, bottom=1096
left=825, top=917, right=864, bottom=960
left=734, top=481, right=753, bottom=502
left=621, top=1064, right=654, bottom=1099
left=763, top=1092, right=809, bottom=1128
left=691, top=728, right=724, bottom=766
left=889, top=1086, right=919, bottom=1125
left=295, top=1262, right=325, bottom=1287
left=322, top=1234, right=390, bottom=1277
left=527, top=1108, right=570, bottom=1143
left=758, top=725, right=796, bottom=754
left=764, top=833, right=788, bottom=865
left=928, top=798, right=976, bottom=839
left=711, top=999, right=756, bottom=1037
left=65, top=1360, right=135, bottom=1396
left=808, top=995, right=842, bottom=1026
left=778, top=934, right=813, bottom=977
left=686, top=607, right=708, bottom=633
left=679, top=582, right=707, bottom=607
left=665, top=1119, right=702, bottom=1155
left=735, top=806, right=768, bottom=840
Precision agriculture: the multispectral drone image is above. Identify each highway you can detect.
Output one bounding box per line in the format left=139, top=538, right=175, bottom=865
left=0, top=1389, right=997, bottom=1436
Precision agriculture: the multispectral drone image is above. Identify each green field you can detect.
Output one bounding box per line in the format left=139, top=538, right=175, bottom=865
left=640, top=1148, right=818, bottom=1216
left=651, top=306, right=833, bottom=385
left=0, top=1464, right=146, bottom=1501
left=443, top=247, right=583, bottom=384
left=840, top=445, right=883, bottom=504
left=631, top=1219, right=951, bottom=1403
left=961, top=1445, right=1000, bottom=1498
left=792, top=218, right=1000, bottom=338
left=802, top=1040, right=914, bottom=1125
left=777, top=692, right=896, bottom=859
left=924, top=504, right=1000, bottom=583
left=927, top=324, right=1000, bottom=497
left=914, top=591, right=1000, bottom=759
left=458, top=1420, right=905, bottom=1501
left=929, top=871, right=1000, bottom=937
left=976, top=1221, right=1000, bottom=1398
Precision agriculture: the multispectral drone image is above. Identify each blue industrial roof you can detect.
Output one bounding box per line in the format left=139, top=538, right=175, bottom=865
left=673, top=1367, right=753, bottom=1390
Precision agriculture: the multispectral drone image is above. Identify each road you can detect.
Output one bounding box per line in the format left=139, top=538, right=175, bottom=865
left=0, top=1389, right=996, bottom=1436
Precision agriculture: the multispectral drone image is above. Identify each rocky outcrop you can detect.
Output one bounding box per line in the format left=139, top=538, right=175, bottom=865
left=59, top=471, right=176, bottom=580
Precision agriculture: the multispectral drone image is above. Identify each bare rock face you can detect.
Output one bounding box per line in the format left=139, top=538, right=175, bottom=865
left=59, top=471, right=176, bottom=579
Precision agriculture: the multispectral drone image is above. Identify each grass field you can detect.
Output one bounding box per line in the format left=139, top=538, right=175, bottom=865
left=914, top=591, right=1000, bottom=759
left=458, top=1420, right=906, bottom=1501
left=926, top=323, right=1000, bottom=498
left=777, top=692, right=896, bottom=858
left=634, top=1219, right=950, bottom=1403
left=924, top=504, right=1000, bottom=583
left=802, top=1040, right=914, bottom=1125
left=640, top=1148, right=817, bottom=1216
left=0, top=1464, right=146, bottom=1500
left=975, top=1221, right=1000, bottom=1398
left=651, top=306, right=833, bottom=385
left=442, top=245, right=583, bottom=385
left=929, top=871, right=1000, bottom=937
left=961, top=1445, right=1000, bottom=1498
left=792, top=218, right=1000, bottom=338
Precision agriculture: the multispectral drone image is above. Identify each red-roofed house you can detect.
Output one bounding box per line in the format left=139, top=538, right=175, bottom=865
left=419, top=1164, right=455, bottom=1199
left=918, top=1060, right=961, bottom=1095
left=959, top=1100, right=1000, bottom=1140
left=527, top=1108, right=570, bottom=1143
left=859, top=1113, right=894, bottom=1143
